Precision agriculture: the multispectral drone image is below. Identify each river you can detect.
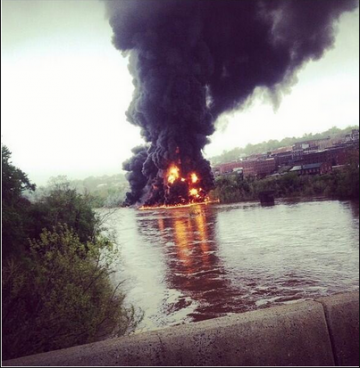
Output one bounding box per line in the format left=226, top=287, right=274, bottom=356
left=101, top=199, right=359, bottom=332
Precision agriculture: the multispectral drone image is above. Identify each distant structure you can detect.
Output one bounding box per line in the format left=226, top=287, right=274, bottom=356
left=289, top=162, right=333, bottom=176
left=292, top=138, right=330, bottom=161
left=259, top=191, right=275, bottom=206
left=212, top=129, right=359, bottom=179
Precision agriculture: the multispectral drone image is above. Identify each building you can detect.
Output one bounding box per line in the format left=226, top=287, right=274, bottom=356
left=270, top=146, right=293, bottom=167
left=242, top=153, right=267, bottom=161
left=290, top=162, right=332, bottom=176
left=272, top=151, right=293, bottom=167
left=293, top=146, right=354, bottom=167
left=242, top=158, right=277, bottom=178
left=271, top=146, right=293, bottom=155
left=296, top=150, right=328, bottom=166
left=292, top=138, right=331, bottom=160
left=212, top=135, right=358, bottom=179
left=213, top=157, right=277, bottom=178
left=318, top=139, right=337, bottom=150
left=292, top=138, right=331, bottom=150
left=213, top=161, right=243, bottom=175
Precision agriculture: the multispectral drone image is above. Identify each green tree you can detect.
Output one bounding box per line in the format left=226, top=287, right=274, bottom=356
left=29, top=180, right=100, bottom=245
left=2, top=147, right=141, bottom=361
left=2, top=146, right=36, bottom=257
left=2, top=226, right=140, bottom=360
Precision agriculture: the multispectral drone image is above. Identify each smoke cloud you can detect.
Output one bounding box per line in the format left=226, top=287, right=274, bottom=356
left=106, top=0, right=358, bottom=206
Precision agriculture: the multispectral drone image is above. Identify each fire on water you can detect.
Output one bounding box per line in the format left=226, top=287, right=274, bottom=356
left=139, top=199, right=220, bottom=211
left=139, top=163, right=219, bottom=210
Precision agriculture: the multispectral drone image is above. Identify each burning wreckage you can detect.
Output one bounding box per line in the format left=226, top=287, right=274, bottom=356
left=106, top=0, right=358, bottom=208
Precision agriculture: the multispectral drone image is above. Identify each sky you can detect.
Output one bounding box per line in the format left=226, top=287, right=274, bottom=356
left=2, top=0, right=359, bottom=186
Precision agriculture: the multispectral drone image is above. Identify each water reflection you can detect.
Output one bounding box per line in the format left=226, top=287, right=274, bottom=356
left=136, top=205, right=238, bottom=321
left=108, top=199, right=359, bottom=331
left=347, top=200, right=359, bottom=249
left=348, top=200, right=359, bottom=219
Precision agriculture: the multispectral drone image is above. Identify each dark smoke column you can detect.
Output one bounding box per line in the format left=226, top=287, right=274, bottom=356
left=106, top=0, right=358, bottom=206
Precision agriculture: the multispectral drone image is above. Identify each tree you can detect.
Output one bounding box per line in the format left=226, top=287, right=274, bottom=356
left=2, top=226, right=141, bottom=360
left=2, top=147, right=142, bottom=360
left=29, top=181, right=100, bottom=244
left=2, top=146, right=36, bottom=257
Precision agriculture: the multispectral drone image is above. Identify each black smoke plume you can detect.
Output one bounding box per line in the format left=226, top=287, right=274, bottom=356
left=106, top=0, right=358, bottom=206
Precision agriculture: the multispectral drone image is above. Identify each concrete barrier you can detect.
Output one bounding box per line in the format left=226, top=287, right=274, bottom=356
left=3, top=292, right=359, bottom=366
left=317, top=292, right=359, bottom=366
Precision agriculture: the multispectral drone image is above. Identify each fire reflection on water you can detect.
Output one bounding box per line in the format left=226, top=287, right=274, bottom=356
left=137, top=205, right=238, bottom=322
left=194, top=210, right=210, bottom=265
left=106, top=200, right=359, bottom=331
left=172, top=217, right=193, bottom=269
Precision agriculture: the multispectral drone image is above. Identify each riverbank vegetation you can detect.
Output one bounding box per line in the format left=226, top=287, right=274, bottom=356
left=2, top=146, right=139, bottom=360
left=28, top=174, right=129, bottom=209
left=211, top=162, right=360, bottom=204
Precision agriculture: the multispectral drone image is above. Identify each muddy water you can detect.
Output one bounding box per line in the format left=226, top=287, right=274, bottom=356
left=102, top=199, right=359, bottom=332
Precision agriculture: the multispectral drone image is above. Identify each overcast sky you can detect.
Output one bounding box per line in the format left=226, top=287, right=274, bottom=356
left=2, top=0, right=359, bottom=186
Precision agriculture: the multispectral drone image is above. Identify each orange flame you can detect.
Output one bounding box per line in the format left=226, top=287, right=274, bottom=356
left=191, top=173, right=199, bottom=184
left=167, top=165, right=180, bottom=184
left=139, top=164, right=220, bottom=209
left=139, top=199, right=219, bottom=211
left=189, top=188, right=199, bottom=196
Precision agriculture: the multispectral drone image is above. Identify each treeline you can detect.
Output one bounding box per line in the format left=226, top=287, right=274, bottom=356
left=28, top=174, right=129, bottom=208
left=70, top=174, right=128, bottom=207
left=211, top=163, right=360, bottom=204
left=2, top=146, right=139, bottom=360
left=211, top=125, right=359, bottom=165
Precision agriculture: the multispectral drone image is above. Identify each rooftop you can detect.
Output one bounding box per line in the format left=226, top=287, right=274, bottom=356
left=290, top=163, right=323, bottom=171
left=303, top=163, right=323, bottom=169
left=290, top=166, right=302, bottom=172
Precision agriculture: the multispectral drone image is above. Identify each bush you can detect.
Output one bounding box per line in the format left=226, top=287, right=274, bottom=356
left=2, top=226, right=140, bottom=360
left=29, top=181, right=100, bottom=245
left=2, top=145, right=36, bottom=258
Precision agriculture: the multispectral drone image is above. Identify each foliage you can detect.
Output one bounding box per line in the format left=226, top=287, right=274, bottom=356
left=28, top=180, right=100, bottom=245
left=2, top=146, right=36, bottom=257
left=69, top=174, right=129, bottom=208
left=29, top=174, right=130, bottom=208
left=2, top=156, right=101, bottom=256
left=328, top=162, right=360, bottom=199
left=2, top=147, right=142, bottom=360
left=2, top=226, right=141, bottom=361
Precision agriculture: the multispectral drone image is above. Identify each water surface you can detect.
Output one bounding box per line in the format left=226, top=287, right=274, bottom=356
left=103, top=199, right=359, bottom=331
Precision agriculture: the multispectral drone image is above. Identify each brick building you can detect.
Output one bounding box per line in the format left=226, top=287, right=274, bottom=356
left=242, top=158, right=277, bottom=178
left=213, top=161, right=243, bottom=175
left=297, top=146, right=353, bottom=167
left=292, top=138, right=331, bottom=160
left=273, top=151, right=293, bottom=167
left=213, top=158, right=277, bottom=178
left=212, top=135, right=359, bottom=179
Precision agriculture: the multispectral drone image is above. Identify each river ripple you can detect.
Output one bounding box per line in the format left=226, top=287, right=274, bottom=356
left=101, top=199, right=359, bottom=332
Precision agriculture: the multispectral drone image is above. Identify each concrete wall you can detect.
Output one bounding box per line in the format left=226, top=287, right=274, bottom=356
left=3, top=292, right=359, bottom=366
